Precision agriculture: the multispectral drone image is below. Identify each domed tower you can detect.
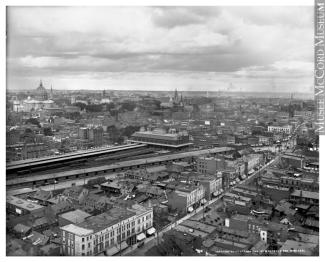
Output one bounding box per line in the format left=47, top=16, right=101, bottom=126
left=36, top=80, right=48, bottom=100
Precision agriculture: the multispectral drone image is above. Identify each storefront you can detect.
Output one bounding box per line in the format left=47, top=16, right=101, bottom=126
left=136, top=232, right=146, bottom=242
left=146, top=227, right=156, bottom=236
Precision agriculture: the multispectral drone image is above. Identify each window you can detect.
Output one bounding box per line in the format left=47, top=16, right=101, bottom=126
left=82, top=238, right=84, bottom=242
left=82, top=244, right=85, bottom=250
left=88, top=243, right=90, bottom=248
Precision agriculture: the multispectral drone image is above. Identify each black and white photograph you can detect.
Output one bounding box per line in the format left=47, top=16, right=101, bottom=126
left=3, top=0, right=323, bottom=258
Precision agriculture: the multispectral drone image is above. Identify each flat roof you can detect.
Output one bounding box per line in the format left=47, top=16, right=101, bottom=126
left=7, top=143, right=146, bottom=170
left=181, top=220, right=216, bottom=234
left=59, top=209, right=91, bottom=224
left=175, top=225, right=208, bottom=238
left=231, top=214, right=252, bottom=222
left=132, top=131, right=187, bottom=140
left=231, top=187, right=258, bottom=196
left=291, top=190, right=319, bottom=200
left=7, top=188, right=37, bottom=196
left=6, top=195, right=44, bottom=211
left=78, top=208, right=136, bottom=232
left=279, top=240, right=317, bottom=255
left=128, top=139, right=193, bottom=148
left=61, top=224, right=94, bottom=236
left=213, top=237, right=248, bottom=249
left=8, top=147, right=233, bottom=186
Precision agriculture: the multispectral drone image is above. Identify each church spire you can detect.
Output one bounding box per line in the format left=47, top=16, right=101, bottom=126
left=174, top=88, right=179, bottom=103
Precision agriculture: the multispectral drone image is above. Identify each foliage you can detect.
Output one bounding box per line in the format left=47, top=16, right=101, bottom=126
left=43, top=127, right=53, bottom=136
left=25, top=118, right=41, bottom=128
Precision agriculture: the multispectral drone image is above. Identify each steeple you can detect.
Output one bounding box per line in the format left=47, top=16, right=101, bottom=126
left=174, top=88, right=179, bottom=103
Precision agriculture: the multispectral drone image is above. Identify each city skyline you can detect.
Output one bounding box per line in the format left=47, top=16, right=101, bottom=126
left=7, top=6, right=313, bottom=93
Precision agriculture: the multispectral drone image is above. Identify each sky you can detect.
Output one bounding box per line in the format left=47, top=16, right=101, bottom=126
left=6, top=6, right=314, bottom=93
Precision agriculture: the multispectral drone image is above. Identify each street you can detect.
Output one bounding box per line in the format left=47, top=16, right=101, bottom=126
left=122, top=154, right=278, bottom=256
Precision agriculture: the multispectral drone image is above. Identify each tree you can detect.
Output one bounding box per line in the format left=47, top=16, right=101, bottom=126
left=73, top=102, right=87, bottom=111
left=43, top=127, right=53, bottom=136
left=120, top=101, right=136, bottom=112
left=25, top=118, right=41, bottom=128
left=86, top=104, right=102, bottom=112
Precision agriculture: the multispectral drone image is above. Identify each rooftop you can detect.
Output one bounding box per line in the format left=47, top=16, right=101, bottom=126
left=231, top=214, right=252, bottom=223
left=6, top=195, right=44, bottom=211
left=279, top=240, right=317, bottom=256
left=61, top=224, right=94, bottom=236
left=291, top=190, right=319, bottom=200
left=59, top=209, right=92, bottom=224
left=78, top=207, right=136, bottom=232
left=132, top=130, right=188, bottom=141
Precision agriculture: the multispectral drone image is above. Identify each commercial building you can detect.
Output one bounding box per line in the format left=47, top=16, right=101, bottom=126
left=193, top=173, right=223, bottom=200
left=281, top=154, right=305, bottom=169
left=60, top=204, right=153, bottom=256
left=280, top=176, right=319, bottom=192
left=225, top=214, right=288, bottom=244
left=78, top=126, right=104, bottom=147
left=58, top=209, right=92, bottom=227
left=129, top=129, right=193, bottom=149
left=197, top=156, right=226, bottom=175
left=6, top=195, right=45, bottom=216
left=6, top=142, right=50, bottom=161
left=267, top=125, right=292, bottom=134
left=167, top=183, right=205, bottom=213
left=290, top=190, right=319, bottom=206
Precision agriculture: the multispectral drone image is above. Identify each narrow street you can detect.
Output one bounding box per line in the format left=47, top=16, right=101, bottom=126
left=122, top=155, right=278, bottom=256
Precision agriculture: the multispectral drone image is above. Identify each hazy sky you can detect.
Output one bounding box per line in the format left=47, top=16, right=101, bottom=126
left=7, top=6, right=313, bottom=92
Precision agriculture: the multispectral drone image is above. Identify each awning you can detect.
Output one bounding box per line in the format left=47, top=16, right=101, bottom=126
left=200, top=198, right=207, bottom=204
left=147, top=227, right=156, bottom=235
left=137, top=233, right=146, bottom=241
left=188, top=206, right=194, bottom=212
